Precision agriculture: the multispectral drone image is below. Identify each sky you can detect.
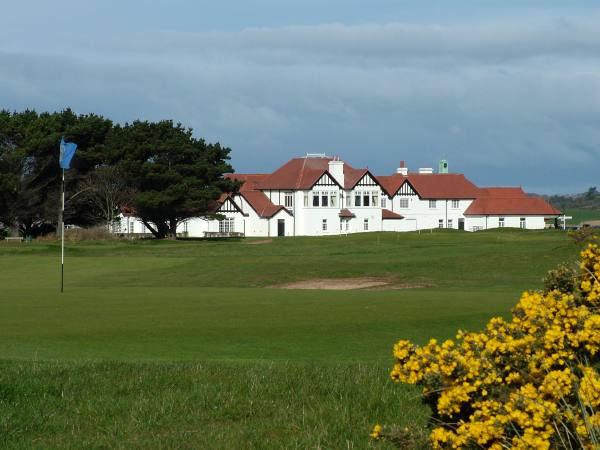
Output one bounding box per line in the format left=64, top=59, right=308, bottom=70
left=1, top=1, right=599, bottom=194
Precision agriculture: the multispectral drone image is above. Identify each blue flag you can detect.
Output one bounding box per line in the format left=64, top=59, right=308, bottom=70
left=59, top=137, right=78, bottom=170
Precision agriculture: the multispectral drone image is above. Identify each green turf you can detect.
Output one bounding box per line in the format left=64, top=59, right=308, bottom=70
left=0, top=230, right=581, bottom=448
left=564, top=208, right=600, bottom=225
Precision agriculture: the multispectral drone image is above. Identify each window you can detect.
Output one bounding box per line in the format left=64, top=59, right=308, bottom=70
left=399, top=198, right=409, bottom=209
left=322, top=219, right=328, bottom=231
left=429, top=200, right=437, bottom=209
left=447, top=219, right=453, bottom=228
left=354, top=193, right=361, bottom=207
left=363, top=193, right=370, bottom=207
left=520, top=217, right=526, bottom=229
left=452, top=200, right=459, bottom=209
left=438, top=219, right=444, bottom=229
left=321, top=192, right=329, bottom=207
left=312, top=192, right=319, bottom=207
left=371, top=192, right=378, bottom=207
left=331, top=192, right=337, bottom=207
left=219, top=218, right=234, bottom=233
left=346, top=220, right=350, bottom=231
left=381, top=197, right=386, bottom=208
left=284, top=192, right=293, bottom=208
left=129, top=221, right=134, bottom=233
left=346, top=193, right=351, bottom=207
left=363, top=218, right=369, bottom=231
left=499, top=217, right=505, bottom=228
left=304, top=192, right=309, bottom=207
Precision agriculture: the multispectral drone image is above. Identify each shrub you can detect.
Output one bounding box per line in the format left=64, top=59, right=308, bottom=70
left=375, top=244, right=600, bottom=449
left=543, top=264, right=579, bottom=294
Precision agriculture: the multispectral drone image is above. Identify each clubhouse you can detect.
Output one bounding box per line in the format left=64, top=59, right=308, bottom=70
left=119, top=154, right=561, bottom=237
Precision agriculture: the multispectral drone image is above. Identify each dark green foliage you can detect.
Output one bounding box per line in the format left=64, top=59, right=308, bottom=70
left=109, top=121, right=237, bottom=238
left=0, top=110, right=235, bottom=238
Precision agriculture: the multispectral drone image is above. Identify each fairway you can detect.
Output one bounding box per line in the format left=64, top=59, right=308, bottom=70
left=0, top=230, right=580, bottom=448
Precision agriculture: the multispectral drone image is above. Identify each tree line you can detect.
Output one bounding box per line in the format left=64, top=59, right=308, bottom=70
left=0, top=109, right=238, bottom=239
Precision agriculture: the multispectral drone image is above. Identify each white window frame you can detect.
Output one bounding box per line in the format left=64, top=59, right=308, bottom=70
left=304, top=192, right=309, bottom=207
left=451, top=200, right=459, bottom=209
left=284, top=192, right=293, bottom=208
left=219, top=217, right=234, bottom=233
left=331, top=192, right=337, bottom=207
left=438, top=219, right=444, bottom=229
left=322, top=219, right=327, bottom=231
left=499, top=217, right=505, bottom=228
left=520, top=217, right=526, bottom=229
left=129, top=221, right=134, bottom=234
left=381, top=197, right=386, bottom=208
left=447, top=219, right=453, bottom=228
left=321, top=192, right=329, bottom=207
left=429, top=200, right=437, bottom=209
left=312, top=192, right=320, bottom=207
left=354, top=192, right=362, bottom=207
left=371, top=192, right=378, bottom=207
left=399, top=198, right=409, bottom=209
left=363, top=218, right=369, bottom=231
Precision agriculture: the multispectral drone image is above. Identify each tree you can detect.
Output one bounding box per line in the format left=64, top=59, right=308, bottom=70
left=81, top=165, right=134, bottom=230
left=111, top=120, right=237, bottom=239
left=0, top=109, right=113, bottom=236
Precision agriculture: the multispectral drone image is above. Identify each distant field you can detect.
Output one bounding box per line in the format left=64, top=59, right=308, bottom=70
left=0, top=230, right=582, bottom=448
left=564, top=208, right=600, bottom=225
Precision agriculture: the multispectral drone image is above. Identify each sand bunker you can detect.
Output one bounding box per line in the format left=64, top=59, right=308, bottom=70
left=275, top=277, right=389, bottom=290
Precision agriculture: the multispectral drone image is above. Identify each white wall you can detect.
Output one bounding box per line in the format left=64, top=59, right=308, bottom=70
left=466, top=215, right=546, bottom=231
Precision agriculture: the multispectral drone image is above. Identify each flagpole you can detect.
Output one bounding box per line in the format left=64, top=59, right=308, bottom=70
left=61, top=168, right=65, bottom=293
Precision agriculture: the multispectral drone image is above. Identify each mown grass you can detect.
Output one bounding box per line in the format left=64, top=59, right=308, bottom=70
left=0, top=230, right=581, bottom=448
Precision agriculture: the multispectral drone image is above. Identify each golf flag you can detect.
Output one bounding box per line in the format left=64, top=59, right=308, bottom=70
left=59, top=137, right=78, bottom=169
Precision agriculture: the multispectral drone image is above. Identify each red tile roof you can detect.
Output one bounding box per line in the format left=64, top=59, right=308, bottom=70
left=343, top=166, right=369, bottom=189
left=225, top=173, right=268, bottom=192
left=239, top=191, right=290, bottom=218
left=256, top=157, right=332, bottom=190
left=480, top=187, right=526, bottom=198
left=464, top=197, right=560, bottom=216
left=338, top=208, right=355, bottom=218
left=406, top=174, right=480, bottom=199
left=377, top=174, right=407, bottom=197
left=382, top=209, right=404, bottom=220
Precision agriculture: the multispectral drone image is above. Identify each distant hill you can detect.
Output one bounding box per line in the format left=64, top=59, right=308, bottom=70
left=533, top=187, right=600, bottom=224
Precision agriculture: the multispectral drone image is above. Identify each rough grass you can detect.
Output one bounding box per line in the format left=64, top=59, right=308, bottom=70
left=0, top=230, right=580, bottom=448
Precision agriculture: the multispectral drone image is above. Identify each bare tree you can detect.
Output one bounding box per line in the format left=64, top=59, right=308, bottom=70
left=81, top=166, right=134, bottom=231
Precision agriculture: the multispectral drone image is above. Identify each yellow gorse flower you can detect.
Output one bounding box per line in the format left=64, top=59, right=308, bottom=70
left=386, top=244, right=600, bottom=449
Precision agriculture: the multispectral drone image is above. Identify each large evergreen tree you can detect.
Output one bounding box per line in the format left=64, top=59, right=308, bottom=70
left=111, top=120, right=237, bottom=239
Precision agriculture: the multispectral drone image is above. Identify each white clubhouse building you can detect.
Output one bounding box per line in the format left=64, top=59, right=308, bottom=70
left=119, top=154, right=560, bottom=237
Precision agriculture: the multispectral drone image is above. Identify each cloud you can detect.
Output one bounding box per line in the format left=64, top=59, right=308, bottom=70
left=1, top=18, right=600, bottom=193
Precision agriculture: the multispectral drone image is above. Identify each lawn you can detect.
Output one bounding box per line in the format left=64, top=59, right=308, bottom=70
left=0, top=230, right=582, bottom=448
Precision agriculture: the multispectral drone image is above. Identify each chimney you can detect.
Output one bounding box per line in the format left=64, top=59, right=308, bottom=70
left=328, top=156, right=344, bottom=187
left=396, top=160, right=408, bottom=176
left=418, top=167, right=434, bottom=174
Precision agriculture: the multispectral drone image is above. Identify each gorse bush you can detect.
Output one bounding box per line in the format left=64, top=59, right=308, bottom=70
left=375, top=244, right=600, bottom=449
left=543, top=264, right=580, bottom=294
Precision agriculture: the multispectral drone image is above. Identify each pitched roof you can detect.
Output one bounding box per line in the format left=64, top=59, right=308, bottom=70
left=256, top=157, right=332, bottom=190
left=382, top=209, right=404, bottom=220
left=464, top=197, right=561, bottom=216
left=480, top=187, right=526, bottom=198
left=238, top=191, right=290, bottom=218
left=377, top=174, right=407, bottom=197
left=343, top=166, right=369, bottom=189
left=338, top=208, right=355, bottom=218
left=225, top=173, right=268, bottom=192
left=406, top=174, right=480, bottom=199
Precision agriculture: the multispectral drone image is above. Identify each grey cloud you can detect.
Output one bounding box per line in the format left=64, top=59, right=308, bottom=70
left=1, top=18, right=599, bottom=193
